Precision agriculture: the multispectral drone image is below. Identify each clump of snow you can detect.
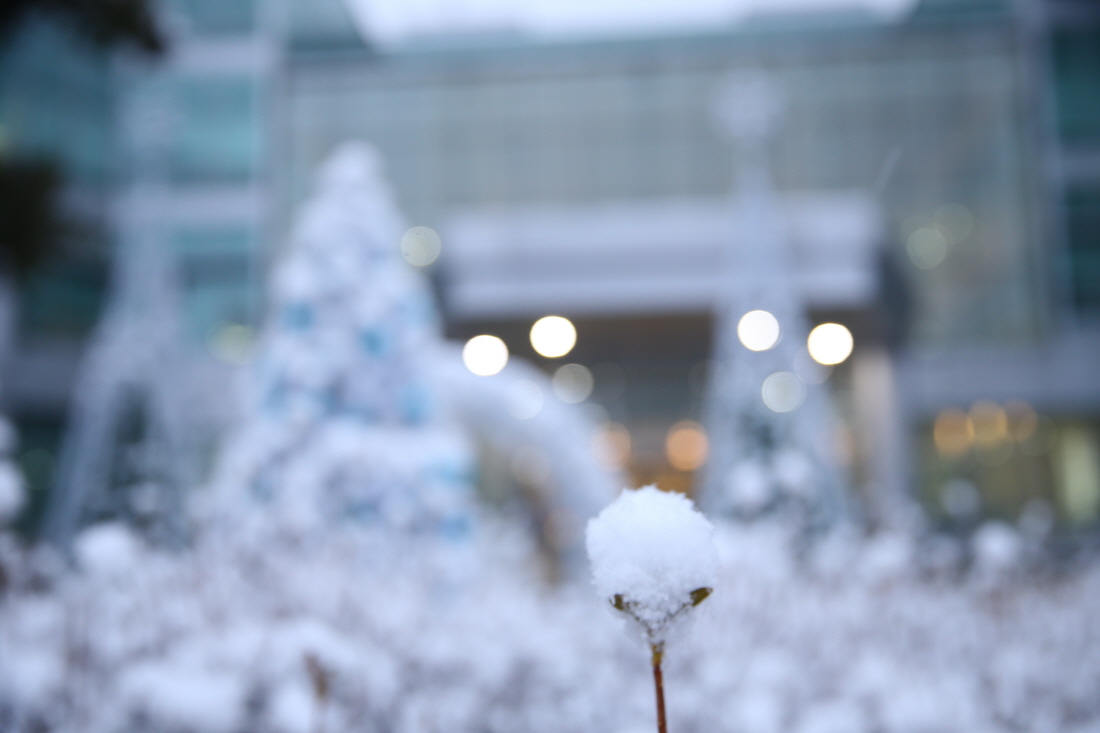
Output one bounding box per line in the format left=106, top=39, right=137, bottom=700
left=74, top=522, right=141, bottom=577
left=971, top=521, right=1022, bottom=582
left=586, top=485, right=718, bottom=644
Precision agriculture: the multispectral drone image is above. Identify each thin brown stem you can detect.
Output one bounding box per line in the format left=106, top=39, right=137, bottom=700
left=651, top=643, right=667, bottom=733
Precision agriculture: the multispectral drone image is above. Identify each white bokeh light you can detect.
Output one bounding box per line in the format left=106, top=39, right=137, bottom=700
left=551, top=363, right=594, bottom=403
left=807, top=323, right=854, bottom=365
left=907, top=227, right=947, bottom=269
left=400, top=226, right=442, bottom=266
left=737, top=310, right=780, bottom=351
left=530, top=316, right=577, bottom=358
left=761, top=371, right=805, bottom=412
left=462, top=334, right=509, bottom=376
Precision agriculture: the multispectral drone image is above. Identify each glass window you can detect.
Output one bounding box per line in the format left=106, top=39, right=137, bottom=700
left=19, top=261, right=108, bottom=337
left=1065, top=185, right=1100, bottom=313
left=0, top=21, right=113, bottom=185
left=170, top=78, right=259, bottom=184
left=174, top=0, right=254, bottom=35
left=173, top=227, right=254, bottom=340
left=1052, top=29, right=1100, bottom=146
left=920, top=407, right=1100, bottom=531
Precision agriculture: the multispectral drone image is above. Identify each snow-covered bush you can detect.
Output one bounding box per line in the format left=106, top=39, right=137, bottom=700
left=4, top=513, right=1100, bottom=733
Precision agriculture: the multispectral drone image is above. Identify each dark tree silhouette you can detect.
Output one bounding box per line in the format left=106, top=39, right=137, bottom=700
left=0, top=158, right=63, bottom=278
left=0, top=0, right=164, bottom=277
left=0, top=0, right=164, bottom=54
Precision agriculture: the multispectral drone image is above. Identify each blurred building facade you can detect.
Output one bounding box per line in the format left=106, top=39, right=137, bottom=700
left=0, top=0, right=282, bottom=533
left=283, top=0, right=1100, bottom=536
left=3, top=0, right=1100, bottom=539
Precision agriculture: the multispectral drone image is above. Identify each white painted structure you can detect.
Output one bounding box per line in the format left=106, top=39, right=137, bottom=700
left=441, top=191, right=882, bottom=318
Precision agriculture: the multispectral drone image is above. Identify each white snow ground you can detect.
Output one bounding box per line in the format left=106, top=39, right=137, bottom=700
left=2, top=514, right=1099, bottom=733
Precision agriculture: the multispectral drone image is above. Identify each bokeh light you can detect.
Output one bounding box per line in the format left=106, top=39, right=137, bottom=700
left=941, top=477, right=981, bottom=519
left=1006, top=400, right=1038, bottom=442
left=593, top=422, right=631, bottom=470
left=665, top=420, right=708, bottom=471
left=462, top=334, right=508, bottom=376
left=530, top=316, right=576, bottom=358
left=400, top=226, right=442, bottom=266
left=970, top=400, right=1008, bottom=449
left=737, top=310, right=780, bottom=351
left=907, top=227, right=948, bottom=269
left=761, top=372, right=805, bottom=413
left=933, top=408, right=973, bottom=456
left=551, top=363, right=594, bottom=403
left=207, top=323, right=256, bottom=366
left=806, top=323, right=854, bottom=366
left=934, top=203, right=975, bottom=242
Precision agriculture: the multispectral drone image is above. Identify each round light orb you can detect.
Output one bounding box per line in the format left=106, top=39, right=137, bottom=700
left=761, top=372, right=805, bottom=413
left=207, top=322, right=256, bottom=366
left=969, top=400, right=1008, bottom=449
left=462, top=334, right=508, bottom=376
left=737, top=310, right=780, bottom=351
left=933, top=408, right=973, bottom=456
left=400, top=226, right=442, bottom=267
left=665, top=421, right=709, bottom=472
left=941, top=478, right=981, bottom=519
left=552, top=363, right=594, bottom=403
left=530, top=315, right=576, bottom=358
left=806, top=323, right=854, bottom=366
left=593, top=422, right=632, bottom=470
left=907, top=227, right=947, bottom=269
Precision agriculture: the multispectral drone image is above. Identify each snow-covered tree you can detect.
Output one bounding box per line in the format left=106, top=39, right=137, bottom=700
left=205, top=142, right=478, bottom=565
left=700, top=75, right=846, bottom=529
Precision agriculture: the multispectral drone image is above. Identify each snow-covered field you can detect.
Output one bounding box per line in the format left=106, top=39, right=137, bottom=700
left=2, top=512, right=1098, bottom=733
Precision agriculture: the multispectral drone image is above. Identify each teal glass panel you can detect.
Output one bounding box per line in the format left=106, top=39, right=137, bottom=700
left=1052, top=29, right=1100, bottom=146
left=170, top=78, right=258, bottom=184
left=1065, top=185, right=1100, bottom=313
left=19, top=261, right=108, bottom=337
left=173, top=227, right=253, bottom=339
left=174, top=227, right=250, bottom=256
left=0, top=21, right=113, bottom=185
left=175, top=0, right=254, bottom=35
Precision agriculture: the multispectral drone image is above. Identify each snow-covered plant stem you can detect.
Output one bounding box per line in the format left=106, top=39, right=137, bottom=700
left=587, top=486, right=718, bottom=733
left=651, top=642, right=667, bottom=733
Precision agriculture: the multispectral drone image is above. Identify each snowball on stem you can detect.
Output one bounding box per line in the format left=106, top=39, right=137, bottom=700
left=585, top=485, right=718, bottom=645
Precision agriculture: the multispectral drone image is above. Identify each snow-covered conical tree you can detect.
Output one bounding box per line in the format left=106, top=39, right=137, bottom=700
left=700, top=75, right=846, bottom=528
left=209, top=142, right=477, bottom=551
